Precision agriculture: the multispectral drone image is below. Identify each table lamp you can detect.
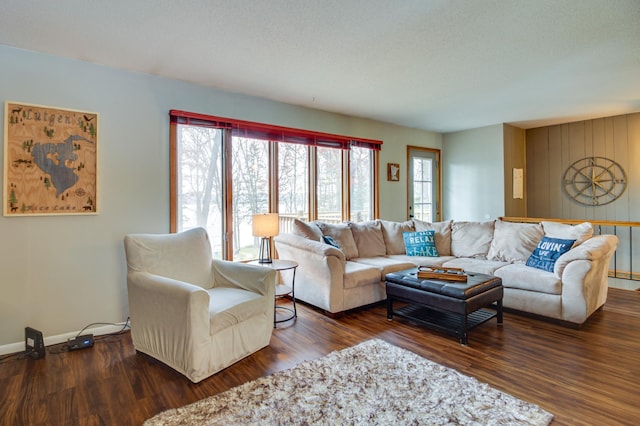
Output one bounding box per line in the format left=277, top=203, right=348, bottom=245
left=252, top=213, right=279, bottom=263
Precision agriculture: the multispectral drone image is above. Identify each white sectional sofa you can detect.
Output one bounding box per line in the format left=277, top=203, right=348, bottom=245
left=274, top=218, right=619, bottom=326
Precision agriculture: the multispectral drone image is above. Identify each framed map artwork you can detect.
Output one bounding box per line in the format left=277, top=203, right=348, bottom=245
left=4, top=101, right=98, bottom=216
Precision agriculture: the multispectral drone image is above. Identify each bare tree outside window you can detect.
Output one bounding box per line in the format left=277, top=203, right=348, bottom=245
left=350, top=146, right=373, bottom=222
left=317, top=147, right=342, bottom=223
left=278, top=144, right=308, bottom=232
left=176, top=125, right=223, bottom=257
left=232, top=137, right=269, bottom=260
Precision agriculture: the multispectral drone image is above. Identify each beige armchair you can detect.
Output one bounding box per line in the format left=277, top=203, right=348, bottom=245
left=124, top=227, right=276, bottom=383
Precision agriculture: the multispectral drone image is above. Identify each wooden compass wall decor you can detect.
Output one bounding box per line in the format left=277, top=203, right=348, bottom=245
left=562, top=156, right=627, bottom=206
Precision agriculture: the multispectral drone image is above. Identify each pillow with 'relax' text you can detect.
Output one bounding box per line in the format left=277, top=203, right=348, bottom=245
left=402, top=230, right=439, bottom=257
left=526, top=236, right=575, bottom=272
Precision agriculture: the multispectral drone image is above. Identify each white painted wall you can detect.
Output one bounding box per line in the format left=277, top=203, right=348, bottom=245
left=0, top=46, right=440, bottom=348
left=442, top=124, right=505, bottom=221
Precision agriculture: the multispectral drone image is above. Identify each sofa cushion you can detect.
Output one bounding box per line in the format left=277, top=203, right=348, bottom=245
left=316, top=222, right=359, bottom=260
left=386, top=254, right=455, bottom=268
left=450, top=221, right=495, bottom=259
left=351, top=257, right=416, bottom=280
left=380, top=219, right=415, bottom=255
left=343, top=261, right=383, bottom=289
left=208, top=287, right=263, bottom=333
left=487, top=220, right=544, bottom=263
left=542, top=221, right=593, bottom=246
left=441, top=258, right=509, bottom=276
left=348, top=220, right=387, bottom=258
left=291, top=219, right=323, bottom=241
left=494, top=264, right=562, bottom=295
left=413, top=219, right=453, bottom=256
left=525, top=236, right=575, bottom=272
left=402, top=230, right=439, bottom=256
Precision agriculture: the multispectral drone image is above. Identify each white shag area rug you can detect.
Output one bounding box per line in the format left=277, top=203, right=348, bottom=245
left=145, top=339, right=553, bottom=425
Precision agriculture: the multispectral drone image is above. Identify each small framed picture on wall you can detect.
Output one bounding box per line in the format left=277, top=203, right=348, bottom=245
left=387, top=163, right=400, bottom=181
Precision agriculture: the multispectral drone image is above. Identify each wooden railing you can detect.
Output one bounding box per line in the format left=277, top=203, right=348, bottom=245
left=502, top=217, right=640, bottom=281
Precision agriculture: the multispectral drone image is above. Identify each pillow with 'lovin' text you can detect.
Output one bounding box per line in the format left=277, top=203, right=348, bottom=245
left=526, top=236, right=575, bottom=272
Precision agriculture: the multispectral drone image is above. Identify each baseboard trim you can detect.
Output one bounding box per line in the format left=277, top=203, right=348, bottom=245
left=0, top=322, right=128, bottom=356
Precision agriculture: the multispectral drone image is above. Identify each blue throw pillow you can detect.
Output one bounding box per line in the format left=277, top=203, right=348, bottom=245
left=402, top=230, right=439, bottom=257
left=526, top=236, right=575, bottom=272
left=322, top=235, right=341, bottom=249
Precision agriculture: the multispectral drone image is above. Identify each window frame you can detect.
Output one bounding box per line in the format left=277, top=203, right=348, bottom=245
left=170, top=110, right=381, bottom=260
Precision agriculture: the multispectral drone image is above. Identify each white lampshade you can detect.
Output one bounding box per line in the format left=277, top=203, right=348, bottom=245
left=252, top=213, right=279, bottom=237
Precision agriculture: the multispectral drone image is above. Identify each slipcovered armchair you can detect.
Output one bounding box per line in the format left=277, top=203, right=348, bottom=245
left=124, top=227, right=276, bottom=383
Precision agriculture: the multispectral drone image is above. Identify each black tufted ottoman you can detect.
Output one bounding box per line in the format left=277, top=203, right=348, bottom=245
left=385, top=268, right=503, bottom=345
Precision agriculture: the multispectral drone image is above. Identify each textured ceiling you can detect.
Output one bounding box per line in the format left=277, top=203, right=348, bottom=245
left=1, top=0, right=639, bottom=133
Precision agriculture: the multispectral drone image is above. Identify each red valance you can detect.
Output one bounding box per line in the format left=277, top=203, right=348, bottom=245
left=170, top=110, right=382, bottom=151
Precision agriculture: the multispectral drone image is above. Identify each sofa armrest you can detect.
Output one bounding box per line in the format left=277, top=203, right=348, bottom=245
left=274, top=233, right=346, bottom=262
left=127, top=271, right=211, bottom=362
left=554, top=235, right=619, bottom=323
left=554, top=235, right=619, bottom=277
left=212, top=259, right=276, bottom=299
left=274, top=234, right=347, bottom=312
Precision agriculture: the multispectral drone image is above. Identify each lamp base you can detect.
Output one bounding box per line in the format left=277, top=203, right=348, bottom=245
left=258, top=237, right=272, bottom=263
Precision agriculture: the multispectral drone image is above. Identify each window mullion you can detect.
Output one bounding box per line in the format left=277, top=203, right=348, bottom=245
left=223, top=128, right=233, bottom=260
left=269, top=141, right=278, bottom=212
left=309, top=146, right=317, bottom=221
left=373, top=150, right=380, bottom=219
left=169, top=121, right=178, bottom=233
left=342, top=150, right=350, bottom=221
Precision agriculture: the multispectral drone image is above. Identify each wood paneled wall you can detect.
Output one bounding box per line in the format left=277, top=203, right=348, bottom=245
left=503, top=124, right=526, bottom=217
left=526, top=112, right=640, bottom=220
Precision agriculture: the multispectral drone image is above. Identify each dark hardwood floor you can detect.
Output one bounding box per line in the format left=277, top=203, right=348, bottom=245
left=1, top=288, right=639, bottom=425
